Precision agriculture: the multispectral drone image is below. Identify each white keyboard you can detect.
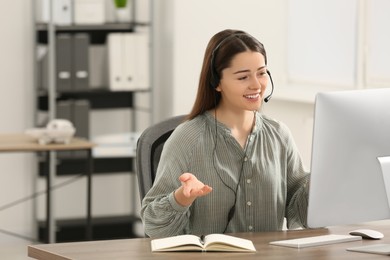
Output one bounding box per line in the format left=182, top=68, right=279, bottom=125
left=269, top=234, right=362, bottom=248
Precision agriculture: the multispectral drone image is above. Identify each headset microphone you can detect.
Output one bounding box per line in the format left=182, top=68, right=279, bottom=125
left=264, top=70, right=274, bottom=103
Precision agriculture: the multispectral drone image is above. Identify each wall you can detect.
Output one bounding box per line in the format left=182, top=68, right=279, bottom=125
left=152, top=0, right=390, bottom=169
left=0, top=1, right=35, bottom=237
left=152, top=0, right=287, bottom=121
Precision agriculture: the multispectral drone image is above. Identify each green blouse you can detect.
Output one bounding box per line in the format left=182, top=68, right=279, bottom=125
left=141, top=111, right=309, bottom=238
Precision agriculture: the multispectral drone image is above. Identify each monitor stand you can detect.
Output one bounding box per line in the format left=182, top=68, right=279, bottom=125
left=378, top=156, right=390, bottom=209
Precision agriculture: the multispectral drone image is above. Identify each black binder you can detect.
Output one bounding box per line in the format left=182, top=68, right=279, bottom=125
left=72, top=99, right=90, bottom=158
left=72, top=33, right=90, bottom=90
left=56, top=34, right=72, bottom=91
left=56, top=100, right=73, bottom=158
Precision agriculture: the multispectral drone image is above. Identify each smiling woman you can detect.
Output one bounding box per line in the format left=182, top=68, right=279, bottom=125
left=141, top=29, right=310, bottom=238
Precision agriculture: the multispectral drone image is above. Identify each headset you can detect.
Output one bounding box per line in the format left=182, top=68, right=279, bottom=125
left=209, top=33, right=274, bottom=102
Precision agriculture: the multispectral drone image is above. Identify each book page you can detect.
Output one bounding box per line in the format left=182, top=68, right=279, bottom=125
left=151, top=234, right=204, bottom=252
left=204, top=234, right=256, bottom=252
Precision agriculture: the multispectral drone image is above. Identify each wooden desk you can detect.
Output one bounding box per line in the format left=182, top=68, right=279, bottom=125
left=28, top=220, right=390, bottom=259
left=0, top=134, right=94, bottom=243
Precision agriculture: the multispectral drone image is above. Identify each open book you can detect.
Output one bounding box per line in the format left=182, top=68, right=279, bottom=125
left=151, top=234, right=256, bottom=252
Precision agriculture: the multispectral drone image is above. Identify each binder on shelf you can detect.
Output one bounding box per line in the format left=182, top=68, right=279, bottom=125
left=123, top=33, right=137, bottom=90
left=56, top=100, right=73, bottom=158
left=56, top=100, right=73, bottom=125
left=107, top=33, right=125, bottom=90
left=89, top=45, right=107, bottom=89
left=72, top=100, right=90, bottom=140
left=108, top=33, right=150, bottom=91
left=73, top=34, right=90, bottom=90
left=123, top=32, right=150, bottom=90
left=36, top=0, right=73, bottom=25
left=72, top=100, right=90, bottom=158
left=56, top=34, right=73, bottom=91
left=37, top=46, right=48, bottom=90
left=56, top=99, right=91, bottom=158
left=132, top=32, right=150, bottom=89
left=52, top=0, right=73, bottom=25
left=74, top=0, right=106, bottom=25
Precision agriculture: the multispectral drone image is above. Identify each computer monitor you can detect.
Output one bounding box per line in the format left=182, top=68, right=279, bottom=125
left=307, top=88, right=390, bottom=228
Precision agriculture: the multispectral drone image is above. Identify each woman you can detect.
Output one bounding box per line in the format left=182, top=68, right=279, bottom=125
left=141, top=29, right=309, bottom=238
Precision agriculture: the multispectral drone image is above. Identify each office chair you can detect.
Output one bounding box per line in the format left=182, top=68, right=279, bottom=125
left=135, top=115, right=186, bottom=202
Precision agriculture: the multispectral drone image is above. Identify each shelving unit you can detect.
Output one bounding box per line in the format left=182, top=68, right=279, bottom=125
left=33, top=0, right=152, bottom=242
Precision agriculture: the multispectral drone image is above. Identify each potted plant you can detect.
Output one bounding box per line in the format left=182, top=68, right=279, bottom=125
left=113, top=0, right=130, bottom=22
left=114, top=0, right=127, bottom=8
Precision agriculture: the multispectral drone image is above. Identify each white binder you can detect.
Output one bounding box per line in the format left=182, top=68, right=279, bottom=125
left=74, top=0, right=105, bottom=25
left=108, top=33, right=150, bottom=91
left=36, top=0, right=73, bottom=25
left=123, top=33, right=137, bottom=90
left=107, top=33, right=125, bottom=90
left=123, top=33, right=150, bottom=90
left=133, top=32, right=150, bottom=89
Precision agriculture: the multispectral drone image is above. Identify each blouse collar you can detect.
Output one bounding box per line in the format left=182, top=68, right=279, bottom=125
left=204, top=110, right=263, bottom=136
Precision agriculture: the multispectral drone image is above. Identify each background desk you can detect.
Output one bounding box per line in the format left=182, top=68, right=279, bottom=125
left=28, top=219, right=390, bottom=259
left=0, top=134, right=94, bottom=243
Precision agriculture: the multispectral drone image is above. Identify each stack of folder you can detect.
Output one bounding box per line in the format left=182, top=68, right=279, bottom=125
left=56, top=100, right=90, bottom=158
left=107, top=32, right=150, bottom=91
left=39, top=32, right=150, bottom=92
left=39, top=33, right=90, bottom=92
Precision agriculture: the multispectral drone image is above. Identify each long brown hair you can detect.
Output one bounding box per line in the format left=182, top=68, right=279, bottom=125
left=186, top=29, right=267, bottom=120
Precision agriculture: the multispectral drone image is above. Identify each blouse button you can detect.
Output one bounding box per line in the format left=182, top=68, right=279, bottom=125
left=248, top=225, right=253, bottom=230
left=244, top=157, right=248, bottom=162
left=246, top=179, right=251, bottom=184
left=247, top=201, right=252, bottom=206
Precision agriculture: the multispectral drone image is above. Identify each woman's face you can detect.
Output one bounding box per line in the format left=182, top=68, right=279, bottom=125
left=216, top=51, right=268, bottom=112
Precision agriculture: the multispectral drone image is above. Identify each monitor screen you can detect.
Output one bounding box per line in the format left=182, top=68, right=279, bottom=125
left=307, top=88, right=390, bottom=228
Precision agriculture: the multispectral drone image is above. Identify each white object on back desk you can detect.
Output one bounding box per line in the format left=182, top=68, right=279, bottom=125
left=92, top=132, right=140, bottom=158
left=25, top=119, right=76, bottom=145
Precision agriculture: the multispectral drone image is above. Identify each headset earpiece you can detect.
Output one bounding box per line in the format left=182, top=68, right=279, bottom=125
left=264, top=70, right=274, bottom=103
left=209, top=33, right=241, bottom=90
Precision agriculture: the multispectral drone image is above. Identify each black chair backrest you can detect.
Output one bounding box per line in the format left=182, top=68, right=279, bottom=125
left=135, top=115, right=186, bottom=201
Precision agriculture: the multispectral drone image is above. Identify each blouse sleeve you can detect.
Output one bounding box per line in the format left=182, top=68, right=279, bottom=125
left=140, top=125, right=194, bottom=238
left=282, top=124, right=310, bottom=229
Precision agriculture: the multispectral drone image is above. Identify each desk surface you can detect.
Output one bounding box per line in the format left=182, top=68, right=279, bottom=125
left=0, top=133, right=94, bottom=152
left=28, top=220, right=390, bottom=259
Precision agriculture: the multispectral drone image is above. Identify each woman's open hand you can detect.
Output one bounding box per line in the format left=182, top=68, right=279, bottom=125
left=174, top=173, right=213, bottom=206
